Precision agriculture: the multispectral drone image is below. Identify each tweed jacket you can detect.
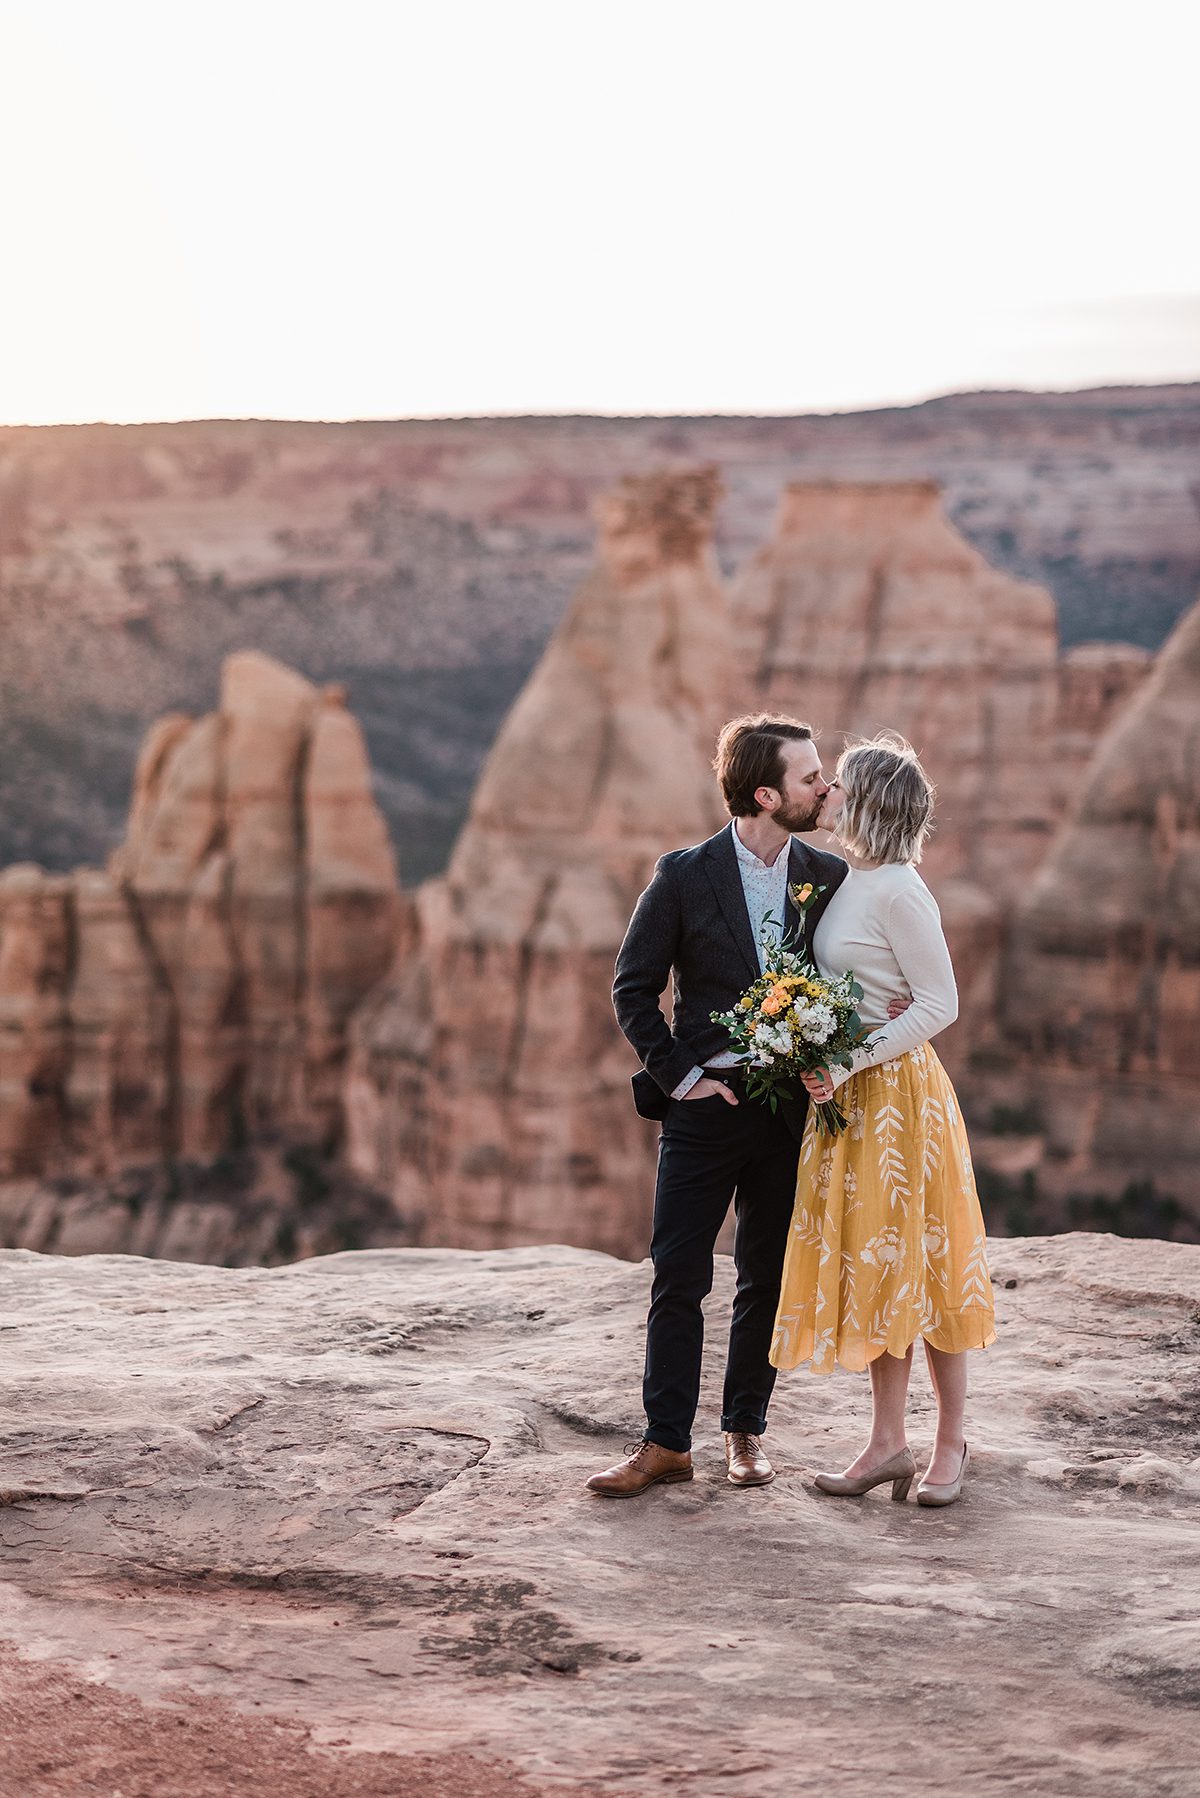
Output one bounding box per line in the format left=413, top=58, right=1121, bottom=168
left=612, top=824, right=849, bottom=1118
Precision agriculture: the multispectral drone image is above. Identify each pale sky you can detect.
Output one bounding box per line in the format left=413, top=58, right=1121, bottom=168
left=1, top=0, right=1197, bottom=425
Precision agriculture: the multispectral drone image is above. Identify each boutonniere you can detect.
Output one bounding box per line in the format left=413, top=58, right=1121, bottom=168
left=789, top=880, right=826, bottom=913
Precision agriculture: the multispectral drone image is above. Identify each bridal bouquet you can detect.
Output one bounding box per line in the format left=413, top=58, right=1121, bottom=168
left=709, top=886, right=868, bottom=1135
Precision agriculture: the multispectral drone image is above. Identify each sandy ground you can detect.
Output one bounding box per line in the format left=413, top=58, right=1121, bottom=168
left=0, top=1643, right=582, bottom=1797
left=1, top=1236, right=1199, bottom=1797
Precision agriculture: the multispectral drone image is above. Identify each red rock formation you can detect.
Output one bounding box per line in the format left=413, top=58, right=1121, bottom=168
left=346, top=470, right=734, bottom=1256
left=1055, top=640, right=1153, bottom=810
left=729, top=481, right=1065, bottom=1074
left=731, top=480, right=1063, bottom=895
left=3, top=390, right=1197, bottom=885
left=0, top=863, right=175, bottom=1176
left=0, top=654, right=402, bottom=1191
left=0, top=866, right=72, bottom=1173
left=345, top=476, right=1168, bottom=1245
left=0, top=469, right=1186, bottom=1259
left=986, top=596, right=1200, bottom=1219
left=65, top=868, right=175, bottom=1167
left=304, top=694, right=414, bottom=1129
left=0, top=1147, right=405, bottom=1264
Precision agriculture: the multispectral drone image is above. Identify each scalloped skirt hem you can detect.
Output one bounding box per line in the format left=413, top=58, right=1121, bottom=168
left=770, top=1314, right=998, bottom=1377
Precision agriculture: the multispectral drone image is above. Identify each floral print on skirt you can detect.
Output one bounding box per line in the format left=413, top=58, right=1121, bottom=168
left=770, top=1042, right=996, bottom=1375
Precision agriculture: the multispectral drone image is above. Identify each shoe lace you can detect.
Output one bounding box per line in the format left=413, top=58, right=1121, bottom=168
left=728, top=1431, right=759, bottom=1456
left=623, top=1440, right=652, bottom=1463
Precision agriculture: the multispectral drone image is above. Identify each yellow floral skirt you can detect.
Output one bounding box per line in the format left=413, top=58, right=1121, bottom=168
left=770, top=1043, right=996, bottom=1375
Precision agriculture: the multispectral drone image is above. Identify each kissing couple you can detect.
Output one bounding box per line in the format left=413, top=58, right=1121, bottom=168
left=590, top=713, right=996, bottom=1507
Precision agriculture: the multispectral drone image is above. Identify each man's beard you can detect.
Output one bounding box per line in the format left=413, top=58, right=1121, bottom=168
left=776, top=793, right=825, bottom=833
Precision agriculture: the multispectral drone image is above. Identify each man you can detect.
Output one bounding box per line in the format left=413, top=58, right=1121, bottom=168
left=588, top=714, right=855, bottom=1496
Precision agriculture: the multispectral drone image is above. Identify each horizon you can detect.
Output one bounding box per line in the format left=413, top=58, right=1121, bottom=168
left=5, top=372, right=1199, bottom=434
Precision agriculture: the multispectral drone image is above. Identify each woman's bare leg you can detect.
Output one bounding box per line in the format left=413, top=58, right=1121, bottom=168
left=842, top=1345, right=914, bottom=1477
left=922, top=1341, right=968, bottom=1484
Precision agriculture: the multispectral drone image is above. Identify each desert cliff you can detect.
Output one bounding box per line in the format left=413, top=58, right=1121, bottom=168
left=977, top=594, right=1200, bottom=1228
left=731, top=480, right=1060, bottom=1074
left=0, top=654, right=406, bottom=1258
left=734, top=480, right=1060, bottom=892
left=2, top=387, right=1196, bottom=883
left=4, top=465, right=1192, bottom=1259
left=729, top=481, right=1155, bottom=1076
left=0, top=1236, right=1198, bottom=1796
left=346, top=470, right=733, bottom=1255
left=1055, top=640, right=1155, bottom=804
left=343, top=475, right=1171, bottom=1248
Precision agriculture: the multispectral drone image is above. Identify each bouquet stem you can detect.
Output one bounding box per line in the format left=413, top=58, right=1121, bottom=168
left=814, top=1098, right=849, bottom=1136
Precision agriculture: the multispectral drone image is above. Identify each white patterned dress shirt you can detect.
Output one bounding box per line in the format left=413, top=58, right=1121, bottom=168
left=670, top=820, right=792, bottom=1100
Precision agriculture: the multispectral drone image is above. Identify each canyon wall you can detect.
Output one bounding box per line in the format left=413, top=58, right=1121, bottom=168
left=346, top=474, right=1163, bottom=1251
left=2, top=386, right=1196, bottom=885
left=0, top=653, right=403, bottom=1212
left=728, top=481, right=1150, bottom=1072
left=345, top=470, right=734, bottom=1256
left=976, top=594, right=1200, bottom=1224
left=1055, top=640, right=1154, bottom=807
left=1, top=474, right=1187, bottom=1260
left=730, top=479, right=1062, bottom=895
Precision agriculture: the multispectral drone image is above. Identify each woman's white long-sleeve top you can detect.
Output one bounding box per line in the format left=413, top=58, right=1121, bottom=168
left=810, top=861, right=959, bottom=1092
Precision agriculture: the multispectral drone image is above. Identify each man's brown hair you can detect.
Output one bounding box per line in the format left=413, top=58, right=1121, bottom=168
left=713, top=714, right=815, bottom=817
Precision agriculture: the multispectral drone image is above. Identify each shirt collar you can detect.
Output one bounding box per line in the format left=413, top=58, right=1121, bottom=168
left=730, top=818, right=789, bottom=874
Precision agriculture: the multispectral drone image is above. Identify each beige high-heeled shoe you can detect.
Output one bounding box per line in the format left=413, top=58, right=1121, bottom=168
left=813, top=1446, right=915, bottom=1502
left=917, top=1443, right=970, bottom=1508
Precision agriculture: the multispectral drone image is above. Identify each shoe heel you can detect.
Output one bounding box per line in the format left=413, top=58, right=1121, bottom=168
left=891, top=1474, right=913, bottom=1503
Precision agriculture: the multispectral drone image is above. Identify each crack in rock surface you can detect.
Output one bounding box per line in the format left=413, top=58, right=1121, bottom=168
left=1, top=1237, right=1199, bottom=1796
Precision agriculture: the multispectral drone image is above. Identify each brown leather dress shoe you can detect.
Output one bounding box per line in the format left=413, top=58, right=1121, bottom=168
left=585, top=1440, right=694, bottom=1498
left=725, top=1431, right=775, bottom=1487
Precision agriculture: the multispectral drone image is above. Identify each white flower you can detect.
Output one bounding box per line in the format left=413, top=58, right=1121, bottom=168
left=798, top=1002, right=835, bottom=1044
left=923, top=1219, right=949, bottom=1258
left=861, top=1227, right=904, bottom=1269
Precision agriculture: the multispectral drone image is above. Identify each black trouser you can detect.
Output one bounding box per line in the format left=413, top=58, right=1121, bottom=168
left=642, top=1073, right=803, bottom=1454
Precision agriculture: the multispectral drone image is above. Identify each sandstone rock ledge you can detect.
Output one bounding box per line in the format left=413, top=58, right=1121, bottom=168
left=1, top=1237, right=1198, bottom=1797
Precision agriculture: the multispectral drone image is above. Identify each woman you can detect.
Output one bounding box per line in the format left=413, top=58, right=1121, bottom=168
left=769, top=734, right=995, bottom=1507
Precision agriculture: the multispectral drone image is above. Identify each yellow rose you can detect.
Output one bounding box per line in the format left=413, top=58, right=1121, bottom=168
left=792, top=882, right=814, bottom=905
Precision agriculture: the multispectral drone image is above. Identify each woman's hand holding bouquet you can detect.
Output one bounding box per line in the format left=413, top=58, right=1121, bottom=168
left=709, top=887, right=870, bottom=1136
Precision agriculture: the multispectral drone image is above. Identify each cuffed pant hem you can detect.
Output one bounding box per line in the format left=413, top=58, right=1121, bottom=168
left=720, top=1414, right=768, bottom=1436
left=644, top=1425, right=691, bottom=1454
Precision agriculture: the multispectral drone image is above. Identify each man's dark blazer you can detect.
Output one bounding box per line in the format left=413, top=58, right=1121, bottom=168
left=612, top=823, right=849, bottom=1124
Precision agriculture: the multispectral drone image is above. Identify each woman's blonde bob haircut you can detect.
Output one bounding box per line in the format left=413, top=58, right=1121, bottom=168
left=834, top=733, right=936, bottom=866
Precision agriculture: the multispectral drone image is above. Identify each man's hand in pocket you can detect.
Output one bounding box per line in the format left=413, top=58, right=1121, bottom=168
left=683, top=1077, right=739, bottom=1105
